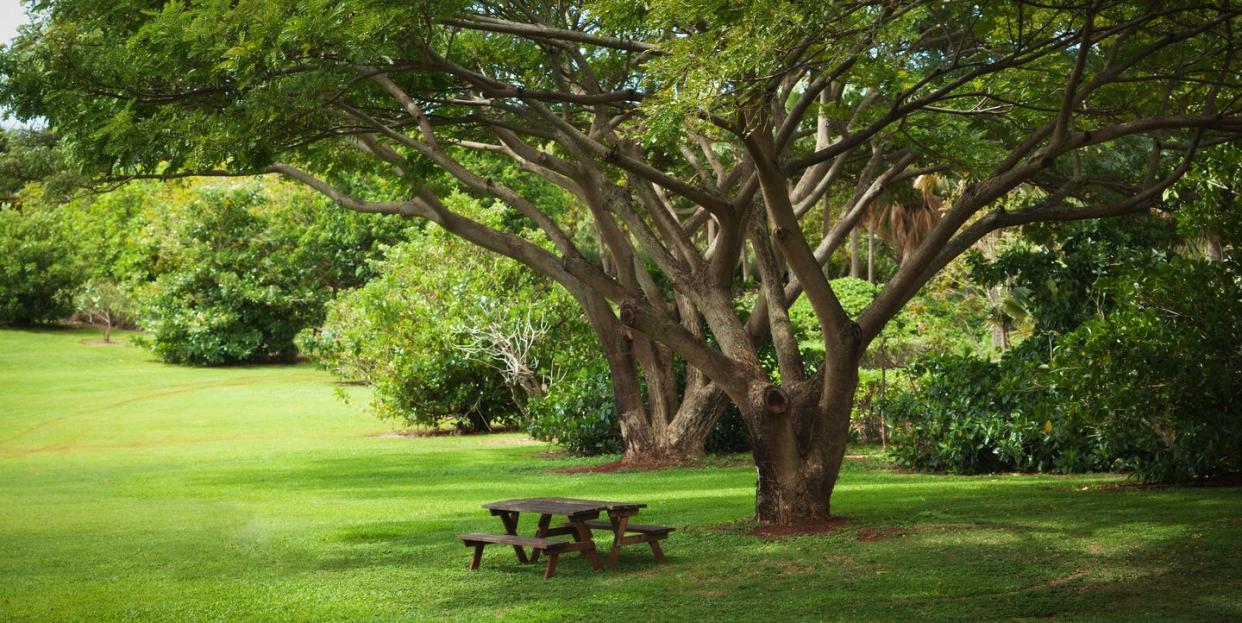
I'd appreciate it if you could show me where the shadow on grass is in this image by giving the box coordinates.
[409,508,1242,621]
[192,445,1241,620]
[0,323,84,334]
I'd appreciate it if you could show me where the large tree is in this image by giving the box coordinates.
[4,0,1239,524]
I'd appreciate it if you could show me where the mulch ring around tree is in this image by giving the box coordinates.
[748,517,850,538]
[549,459,677,474]
[547,454,755,474]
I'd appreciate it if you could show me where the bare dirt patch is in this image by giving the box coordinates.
[473,436,541,447]
[772,560,817,575]
[747,517,850,538]
[550,459,672,474]
[547,453,754,474]
[372,426,522,439]
[373,429,450,438]
[1087,482,1169,492]
[80,338,125,346]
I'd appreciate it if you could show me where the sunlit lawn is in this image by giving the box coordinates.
[1,327,1239,622]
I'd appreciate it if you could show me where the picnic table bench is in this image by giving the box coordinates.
[457,497,673,578]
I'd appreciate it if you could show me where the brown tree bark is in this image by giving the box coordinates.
[577,289,727,463]
[849,229,862,278]
[745,360,859,524]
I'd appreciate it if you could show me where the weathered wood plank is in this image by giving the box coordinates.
[458,532,571,551]
[497,511,529,563]
[581,519,675,535]
[482,497,646,515]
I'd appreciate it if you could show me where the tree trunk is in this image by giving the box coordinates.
[866,231,875,283]
[653,383,729,462]
[746,367,859,525]
[577,290,724,463]
[849,229,861,278]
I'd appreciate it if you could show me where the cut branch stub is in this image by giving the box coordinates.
[763,385,789,415]
[619,300,639,327]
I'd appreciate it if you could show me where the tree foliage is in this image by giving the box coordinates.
[4,0,1240,522]
[137,180,405,365]
[0,205,81,323]
[73,278,136,341]
[889,211,1242,482]
[300,195,591,430]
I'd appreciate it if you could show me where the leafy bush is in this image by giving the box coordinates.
[525,359,623,455]
[299,241,522,431]
[885,350,1070,474]
[1050,257,1242,482]
[0,206,82,323]
[137,186,309,364]
[138,181,403,365]
[300,196,591,432]
[888,216,1242,483]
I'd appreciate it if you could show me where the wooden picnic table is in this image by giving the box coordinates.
[479,497,668,571]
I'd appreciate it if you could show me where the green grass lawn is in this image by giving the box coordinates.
[1,327,1239,622]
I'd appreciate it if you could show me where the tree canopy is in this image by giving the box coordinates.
[4,0,1239,524]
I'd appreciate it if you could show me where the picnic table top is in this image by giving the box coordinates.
[482,497,646,516]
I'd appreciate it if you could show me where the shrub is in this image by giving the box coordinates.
[885,350,1070,474]
[525,359,623,455]
[888,217,1242,482]
[137,185,311,364]
[300,196,590,432]
[1049,257,1242,482]
[0,206,82,323]
[299,243,521,431]
[137,181,404,365]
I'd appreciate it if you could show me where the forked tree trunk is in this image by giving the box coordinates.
[746,366,859,524]
[578,290,726,463]
[656,383,730,460]
[609,348,729,463]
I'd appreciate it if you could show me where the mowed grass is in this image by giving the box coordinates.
[0,328,1239,622]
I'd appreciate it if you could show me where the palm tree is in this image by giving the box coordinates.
[865,174,946,273]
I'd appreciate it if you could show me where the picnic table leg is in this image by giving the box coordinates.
[606,512,630,569]
[569,519,603,570]
[648,538,667,563]
[530,513,552,563]
[543,553,559,579]
[497,511,529,563]
[469,543,485,570]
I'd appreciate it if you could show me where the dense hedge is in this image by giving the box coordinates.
[887,218,1242,483]
[137,182,405,365]
[0,207,81,323]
